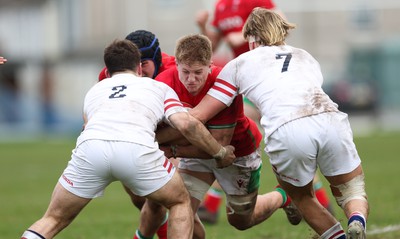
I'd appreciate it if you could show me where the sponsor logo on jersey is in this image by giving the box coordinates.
[218,16,243,31]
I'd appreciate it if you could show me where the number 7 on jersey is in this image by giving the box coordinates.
[276,53,292,72]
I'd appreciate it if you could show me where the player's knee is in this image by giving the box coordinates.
[226,191,257,216]
[331,174,367,210]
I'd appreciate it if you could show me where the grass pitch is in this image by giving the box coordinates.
[1,132,399,238]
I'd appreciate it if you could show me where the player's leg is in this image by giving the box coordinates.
[21,183,91,239]
[119,143,193,239]
[123,184,146,209]
[318,112,368,238]
[21,139,113,239]
[224,175,300,229]
[225,189,284,230]
[278,179,342,237]
[178,169,215,239]
[145,171,194,239]
[313,174,335,215]
[266,115,346,238]
[134,199,168,239]
[326,165,368,239]
[123,184,168,239]
[197,180,223,224]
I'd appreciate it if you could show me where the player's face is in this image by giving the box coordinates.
[177,62,210,96]
[141,59,156,78]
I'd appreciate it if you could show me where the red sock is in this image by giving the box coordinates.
[203,188,223,213]
[156,220,168,239]
[315,186,331,209]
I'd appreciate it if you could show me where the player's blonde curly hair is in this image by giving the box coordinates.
[243,7,296,46]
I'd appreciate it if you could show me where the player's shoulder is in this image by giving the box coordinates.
[160,52,176,72]
[155,66,178,83]
[210,65,223,78]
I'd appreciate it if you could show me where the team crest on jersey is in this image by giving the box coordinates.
[236,176,247,188]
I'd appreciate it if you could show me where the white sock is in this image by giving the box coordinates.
[320,222,346,239]
[21,230,46,239]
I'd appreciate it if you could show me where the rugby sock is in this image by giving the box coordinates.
[133,230,153,239]
[320,222,346,239]
[156,212,168,239]
[203,187,223,213]
[314,181,331,209]
[348,212,366,231]
[21,230,46,239]
[275,185,291,207]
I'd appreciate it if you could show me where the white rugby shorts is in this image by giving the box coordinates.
[178,148,262,195]
[59,139,175,198]
[266,112,361,187]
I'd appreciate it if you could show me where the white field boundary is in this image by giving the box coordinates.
[368,224,400,235]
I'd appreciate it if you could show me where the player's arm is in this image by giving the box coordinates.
[171,126,234,159]
[225,32,247,50]
[168,111,235,168]
[195,10,223,52]
[156,124,186,145]
[190,94,228,124]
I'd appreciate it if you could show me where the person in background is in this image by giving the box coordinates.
[195,0,334,224]
[191,8,369,239]
[20,39,236,239]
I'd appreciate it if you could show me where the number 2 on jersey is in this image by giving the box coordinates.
[276,53,292,72]
[109,85,127,99]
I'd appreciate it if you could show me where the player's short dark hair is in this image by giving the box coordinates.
[104,39,141,76]
[125,30,162,77]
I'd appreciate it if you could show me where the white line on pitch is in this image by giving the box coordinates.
[368,224,400,235]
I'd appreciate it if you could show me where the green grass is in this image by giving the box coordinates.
[1,132,400,238]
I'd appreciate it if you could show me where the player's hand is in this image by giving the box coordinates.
[0,56,7,65]
[215,145,235,169]
[195,10,209,28]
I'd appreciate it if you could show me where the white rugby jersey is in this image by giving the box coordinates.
[77,73,186,147]
[208,45,339,138]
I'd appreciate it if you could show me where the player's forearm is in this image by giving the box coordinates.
[174,144,212,159]
[190,95,227,123]
[156,126,184,145]
[180,117,224,157]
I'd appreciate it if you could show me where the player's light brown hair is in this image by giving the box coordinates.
[243,7,296,46]
[175,34,212,66]
[104,39,141,76]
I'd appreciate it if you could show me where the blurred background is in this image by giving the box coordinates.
[0,0,399,140]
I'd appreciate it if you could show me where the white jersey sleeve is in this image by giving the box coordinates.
[207,63,239,107]
[163,84,188,126]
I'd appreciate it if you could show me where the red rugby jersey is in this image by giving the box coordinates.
[156,65,262,157]
[211,0,275,57]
